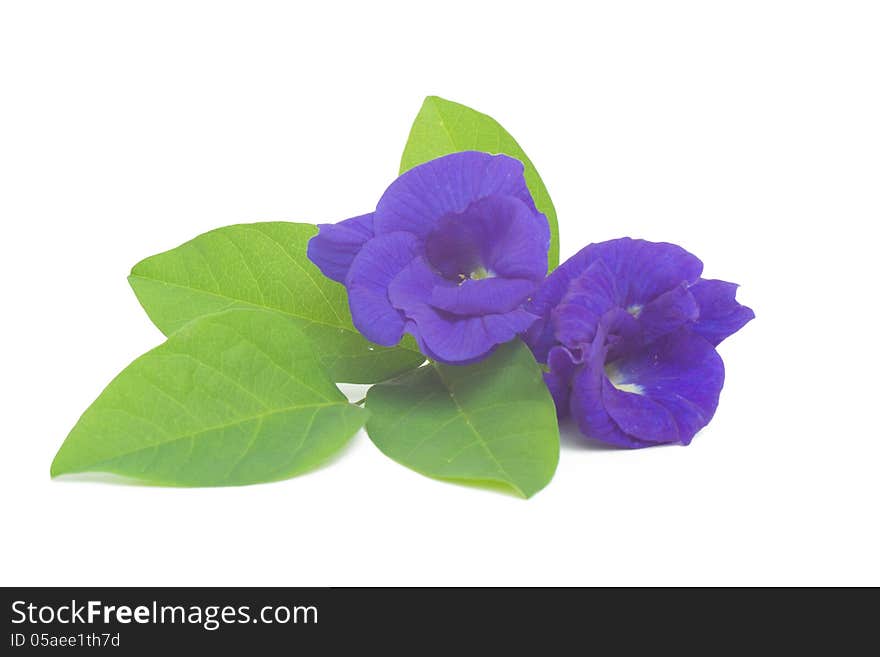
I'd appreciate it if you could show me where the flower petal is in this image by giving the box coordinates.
[605,329,725,445]
[569,329,649,448]
[374,152,537,239]
[525,239,701,361]
[386,256,440,315]
[551,303,600,349]
[546,260,622,350]
[424,194,549,282]
[345,231,421,346]
[689,278,755,346]
[307,213,375,283]
[581,238,704,307]
[530,238,703,316]
[567,323,724,448]
[525,258,607,362]
[601,308,644,362]
[637,283,699,343]
[430,277,537,316]
[413,308,539,364]
[562,259,621,314]
[388,257,540,364]
[601,379,680,444]
[545,345,579,418]
[524,266,578,362]
[475,196,549,280]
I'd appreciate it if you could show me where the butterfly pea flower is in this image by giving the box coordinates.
[308,151,550,364]
[524,238,754,448]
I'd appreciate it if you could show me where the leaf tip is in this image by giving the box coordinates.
[128,253,151,278]
[49,453,67,479]
[50,436,85,480]
[126,272,150,300]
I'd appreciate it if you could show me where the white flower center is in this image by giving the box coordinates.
[605,363,645,395]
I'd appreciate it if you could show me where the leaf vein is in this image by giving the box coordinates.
[81,402,344,470]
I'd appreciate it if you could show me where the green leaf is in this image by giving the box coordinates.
[364,340,559,498]
[400,95,560,270]
[51,308,367,486]
[128,222,424,384]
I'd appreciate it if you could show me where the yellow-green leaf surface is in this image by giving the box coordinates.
[128,222,424,384]
[51,308,367,486]
[365,341,559,498]
[400,95,560,270]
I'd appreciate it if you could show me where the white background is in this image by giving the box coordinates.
[2,1,878,586]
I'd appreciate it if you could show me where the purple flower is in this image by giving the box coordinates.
[308,151,550,364]
[524,238,754,448]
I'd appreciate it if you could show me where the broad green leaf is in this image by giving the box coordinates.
[128,222,424,384]
[365,340,559,498]
[51,308,367,486]
[400,95,560,270]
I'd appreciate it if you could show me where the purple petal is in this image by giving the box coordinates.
[430,277,537,316]
[523,324,555,364]
[525,239,704,363]
[526,257,578,322]
[546,260,621,350]
[637,283,699,343]
[345,232,421,346]
[580,238,704,307]
[478,310,542,350]
[551,303,600,349]
[566,322,725,448]
[386,256,440,315]
[562,259,621,315]
[690,279,755,346]
[307,213,375,283]
[605,329,725,445]
[374,152,537,239]
[523,251,600,363]
[424,194,548,282]
[601,308,644,362]
[601,380,680,444]
[474,196,549,280]
[404,319,497,366]
[569,327,649,448]
[524,261,587,362]
[552,305,642,364]
[524,253,619,363]
[545,346,579,418]
[388,257,540,364]
[530,238,703,318]
[411,308,539,364]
